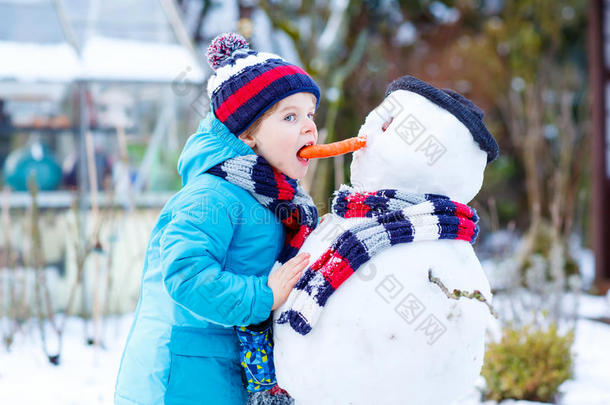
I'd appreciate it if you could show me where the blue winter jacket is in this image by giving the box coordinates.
[114,112,284,405]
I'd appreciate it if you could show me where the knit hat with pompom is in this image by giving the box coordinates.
[206,32,320,136]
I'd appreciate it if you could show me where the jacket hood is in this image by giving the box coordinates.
[177,112,255,186]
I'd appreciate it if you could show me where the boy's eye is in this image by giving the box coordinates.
[284,114,296,122]
[308,112,315,120]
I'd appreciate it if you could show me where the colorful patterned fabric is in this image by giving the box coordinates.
[206,153,318,393]
[206,33,320,136]
[236,316,276,392]
[276,185,480,335]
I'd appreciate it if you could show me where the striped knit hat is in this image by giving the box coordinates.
[206,33,321,136]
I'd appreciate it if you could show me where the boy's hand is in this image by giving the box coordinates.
[268,252,310,311]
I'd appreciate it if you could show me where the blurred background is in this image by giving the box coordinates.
[0,0,609,404]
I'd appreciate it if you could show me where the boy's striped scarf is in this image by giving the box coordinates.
[207,154,318,394]
[276,185,479,335]
[207,154,318,264]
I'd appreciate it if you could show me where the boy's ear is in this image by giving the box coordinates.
[238,132,256,149]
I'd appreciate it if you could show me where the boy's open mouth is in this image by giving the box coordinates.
[297,142,313,163]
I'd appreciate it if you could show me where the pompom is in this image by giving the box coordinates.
[206,32,250,71]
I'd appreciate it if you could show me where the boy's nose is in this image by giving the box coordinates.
[301,119,316,135]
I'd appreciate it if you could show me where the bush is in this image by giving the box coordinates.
[482,322,574,403]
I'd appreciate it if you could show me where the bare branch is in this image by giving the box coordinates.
[428,269,499,319]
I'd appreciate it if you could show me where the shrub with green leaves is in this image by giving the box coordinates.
[482,323,574,403]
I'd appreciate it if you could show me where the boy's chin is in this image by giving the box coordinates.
[284,167,307,181]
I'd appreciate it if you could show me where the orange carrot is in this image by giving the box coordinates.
[298,136,367,159]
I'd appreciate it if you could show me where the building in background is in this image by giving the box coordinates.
[0,0,206,206]
[0,0,208,317]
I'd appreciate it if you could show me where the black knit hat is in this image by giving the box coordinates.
[386,76,499,163]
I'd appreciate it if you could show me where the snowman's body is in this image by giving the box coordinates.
[273,215,490,404]
[272,78,498,405]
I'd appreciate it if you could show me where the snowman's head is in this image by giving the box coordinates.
[350,76,498,204]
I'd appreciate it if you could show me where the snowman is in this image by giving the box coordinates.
[272,76,499,405]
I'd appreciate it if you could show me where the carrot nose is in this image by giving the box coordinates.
[297,136,367,159]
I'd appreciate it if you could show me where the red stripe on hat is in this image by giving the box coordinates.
[215,65,309,122]
[273,171,296,201]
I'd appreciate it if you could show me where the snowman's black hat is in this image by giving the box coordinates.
[386,75,499,163]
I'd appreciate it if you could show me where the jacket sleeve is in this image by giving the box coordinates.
[159,189,274,327]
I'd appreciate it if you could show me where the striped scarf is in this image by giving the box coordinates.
[207,154,318,394]
[276,185,479,335]
[207,154,318,264]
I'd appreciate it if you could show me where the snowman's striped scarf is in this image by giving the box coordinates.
[207,154,318,264]
[276,185,479,335]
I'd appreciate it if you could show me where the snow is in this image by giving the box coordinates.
[0,41,81,83]
[0,315,133,405]
[0,298,609,404]
[0,37,205,84]
[80,36,205,83]
[577,293,610,319]
[560,319,610,404]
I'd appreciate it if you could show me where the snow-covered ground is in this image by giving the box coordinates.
[1,295,609,405]
[0,315,133,405]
